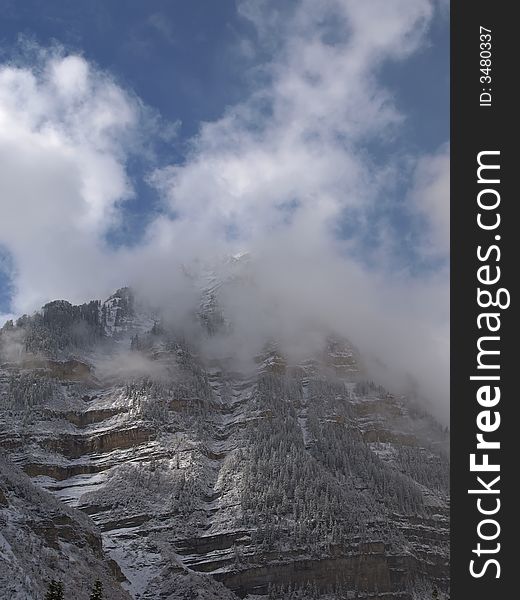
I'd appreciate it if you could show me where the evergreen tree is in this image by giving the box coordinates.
[44,580,64,600]
[90,580,103,600]
[130,334,140,351]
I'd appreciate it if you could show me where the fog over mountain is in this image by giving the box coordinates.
[0,0,449,421]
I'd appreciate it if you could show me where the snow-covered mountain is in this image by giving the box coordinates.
[0,278,449,600]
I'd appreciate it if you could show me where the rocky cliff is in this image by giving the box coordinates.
[0,284,449,600]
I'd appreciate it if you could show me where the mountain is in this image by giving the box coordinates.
[0,278,449,600]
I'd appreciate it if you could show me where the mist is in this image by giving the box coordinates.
[124,231,449,424]
[91,349,176,386]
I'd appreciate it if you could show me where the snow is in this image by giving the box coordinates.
[0,283,450,599]
[44,471,109,505]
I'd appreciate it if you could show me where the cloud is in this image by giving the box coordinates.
[150,0,439,252]
[0,48,146,311]
[93,349,176,384]
[0,1,449,421]
[137,0,450,420]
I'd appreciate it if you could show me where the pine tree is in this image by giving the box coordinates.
[130,334,139,351]
[44,580,64,600]
[90,580,103,599]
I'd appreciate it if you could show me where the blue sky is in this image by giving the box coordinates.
[0,1,448,144]
[0,0,449,316]
[1,1,268,150]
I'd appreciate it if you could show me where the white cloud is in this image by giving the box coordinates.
[150,0,439,249]
[0,49,141,311]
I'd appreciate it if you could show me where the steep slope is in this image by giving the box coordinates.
[0,285,449,600]
[0,456,130,600]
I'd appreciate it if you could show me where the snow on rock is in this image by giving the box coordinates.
[0,284,450,599]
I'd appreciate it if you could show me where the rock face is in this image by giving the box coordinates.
[0,285,449,600]
[0,457,131,600]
